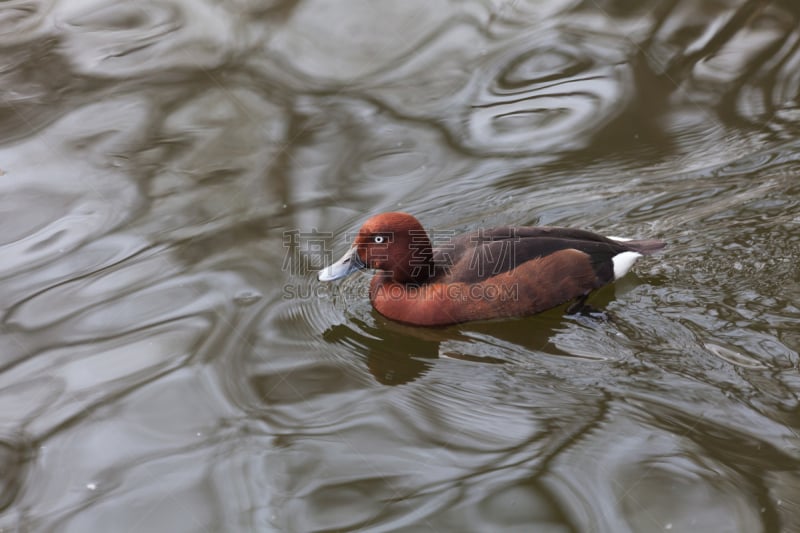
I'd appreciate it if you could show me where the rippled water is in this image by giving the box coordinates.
[2,0,800,531]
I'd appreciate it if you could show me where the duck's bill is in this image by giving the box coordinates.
[318,247,364,281]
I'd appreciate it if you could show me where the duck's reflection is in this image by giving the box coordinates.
[323,318,442,385]
[323,307,576,385]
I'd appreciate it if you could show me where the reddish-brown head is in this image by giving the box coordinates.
[318,212,433,284]
[354,212,435,283]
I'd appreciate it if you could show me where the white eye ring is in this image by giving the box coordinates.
[374,235,385,244]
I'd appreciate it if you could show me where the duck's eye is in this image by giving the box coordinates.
[373,235,385,244]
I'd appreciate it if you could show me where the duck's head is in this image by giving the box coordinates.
[318,212,433,284]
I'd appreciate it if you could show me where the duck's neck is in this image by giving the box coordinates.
[395,241,434,284]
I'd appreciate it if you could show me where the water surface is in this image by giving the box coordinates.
[1,0,800,531]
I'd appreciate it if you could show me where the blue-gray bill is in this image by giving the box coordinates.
[318,247,363,281]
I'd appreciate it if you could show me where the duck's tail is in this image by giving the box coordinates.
[611,238,667,255]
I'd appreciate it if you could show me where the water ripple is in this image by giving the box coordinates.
[0,1,51,43]
[454,30,632,156]
[0,192,129,280]
[0,317,207,439]
[57,0,239,77]
[0,39,73,142]
[0,434,29,513]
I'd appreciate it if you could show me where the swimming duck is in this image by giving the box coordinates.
[318,212,665,326]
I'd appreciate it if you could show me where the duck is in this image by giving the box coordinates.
[318,212,665,326]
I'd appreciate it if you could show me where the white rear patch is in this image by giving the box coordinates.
[607,236,632,242]
[612,251,642,280]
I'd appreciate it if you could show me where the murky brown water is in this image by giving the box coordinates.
[2,0,800,531]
